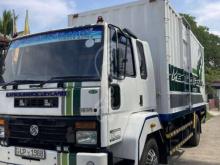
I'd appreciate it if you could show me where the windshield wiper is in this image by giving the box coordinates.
[1,80,43,89]
[32,76,99,88]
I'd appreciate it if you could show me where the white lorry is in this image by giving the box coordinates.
[0,0,206,165]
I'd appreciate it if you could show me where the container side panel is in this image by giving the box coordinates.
[190,32,206,106]
[165,3,192,116]
[164,2,205,121]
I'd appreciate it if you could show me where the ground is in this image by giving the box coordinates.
[169,110,220,165]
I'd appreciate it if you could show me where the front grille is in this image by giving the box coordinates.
[14,97,59,108]
[8,118,75,149]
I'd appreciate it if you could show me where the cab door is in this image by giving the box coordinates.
[135,40,156,111]
[107,25,138,145]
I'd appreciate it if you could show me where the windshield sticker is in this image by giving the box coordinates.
[85,39,95,48]
[10,27,103,50]
[94,38,101,43]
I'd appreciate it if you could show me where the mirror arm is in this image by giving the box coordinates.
[108,74,113,83]
[115,29,120,78]
[123,41,128,77]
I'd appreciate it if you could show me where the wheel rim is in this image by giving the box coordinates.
[145,149,159,165]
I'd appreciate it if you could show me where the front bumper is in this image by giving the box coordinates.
[0,146,109,165]
[4,116,100,150]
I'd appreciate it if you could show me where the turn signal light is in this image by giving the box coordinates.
[75,121,96,129]
[0,119,5,126]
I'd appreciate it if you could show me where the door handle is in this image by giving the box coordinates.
[139,95,143,106]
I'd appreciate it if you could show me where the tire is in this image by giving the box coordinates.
[188,115,201,146]
[140,138,159,165]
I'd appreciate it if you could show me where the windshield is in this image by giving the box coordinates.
[1,26,104,84]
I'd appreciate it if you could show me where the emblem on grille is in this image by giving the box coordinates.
[30,125,39,136]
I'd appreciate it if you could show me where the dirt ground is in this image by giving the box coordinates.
[169,114,220,165]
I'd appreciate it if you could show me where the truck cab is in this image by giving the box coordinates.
[0,22,163,165]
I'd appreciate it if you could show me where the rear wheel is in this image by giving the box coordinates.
[140,138,159,165]
[188,115,201,146]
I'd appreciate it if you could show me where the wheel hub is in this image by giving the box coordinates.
[145,149,159,165]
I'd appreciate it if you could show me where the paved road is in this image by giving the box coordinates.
[169,115,220,165]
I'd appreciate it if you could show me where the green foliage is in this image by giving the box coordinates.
[0,10,13,36]
[181,14,220,95]
[0,10,14,80]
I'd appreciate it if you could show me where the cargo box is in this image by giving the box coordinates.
[68,0,205,121]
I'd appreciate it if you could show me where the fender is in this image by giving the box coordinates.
[110,111,162,164]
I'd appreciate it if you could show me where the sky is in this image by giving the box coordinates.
[0,0,219,36]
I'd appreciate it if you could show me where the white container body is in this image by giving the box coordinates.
[68,0,205,118]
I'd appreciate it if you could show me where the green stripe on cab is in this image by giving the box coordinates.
[62,153,68,165]
[65,82,81,116]
[66,82,73,116]
[73,82,81,115]
[58,153,76,165]
[69,153,77,165]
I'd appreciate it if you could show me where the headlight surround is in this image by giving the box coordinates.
[76,131,97,145]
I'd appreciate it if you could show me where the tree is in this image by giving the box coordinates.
[0,10,14,81]
[0,10,14,36]
[181,14,220,95]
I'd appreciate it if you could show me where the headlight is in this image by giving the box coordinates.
[76,131,97,145]
[0,119,5,139]
[0,126,5,138]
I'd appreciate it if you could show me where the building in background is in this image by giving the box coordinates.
[212,81,220,99]
[209,81,220,110]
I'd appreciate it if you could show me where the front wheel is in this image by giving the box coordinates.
[140,138,159,165]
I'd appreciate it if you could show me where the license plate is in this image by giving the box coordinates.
[15,147,46,160]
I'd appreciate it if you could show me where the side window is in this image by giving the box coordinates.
[118,33,135,77]
[125,39,135,77]
[109,26,136,78]
[136,41,147,79]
